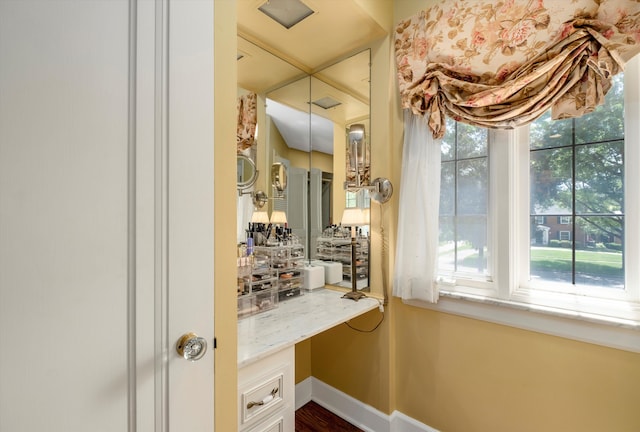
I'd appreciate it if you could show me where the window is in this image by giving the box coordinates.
[438,119,489,280]
[529,73,625,292]
[558,230,571,241]
[345,189,369,209]
[436,58,640,328]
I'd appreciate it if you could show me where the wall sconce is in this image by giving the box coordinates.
[343,124,393,204]
[341,207,368,301]
[345,124,367,189]
[252,190,268,209]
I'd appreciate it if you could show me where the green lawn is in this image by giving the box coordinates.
[530,247,623,277]
[460,247,623,277]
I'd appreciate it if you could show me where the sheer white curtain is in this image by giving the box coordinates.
[393,111,442,303]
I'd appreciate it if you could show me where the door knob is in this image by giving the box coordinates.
[176,332,207,361]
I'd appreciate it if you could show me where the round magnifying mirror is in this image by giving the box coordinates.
[271,162,287,194]
[237,155,258,191]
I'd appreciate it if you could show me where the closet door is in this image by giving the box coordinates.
[0,1,215,431]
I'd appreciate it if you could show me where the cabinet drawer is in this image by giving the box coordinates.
[246,415,283,432]
[241,373,284,425]
[239,346,294,431]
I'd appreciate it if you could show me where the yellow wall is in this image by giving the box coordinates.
[308,2,640,432]
[229,2,640,431]
[214,1,238,431]
[394,300,640,432]
[310,150,332,173]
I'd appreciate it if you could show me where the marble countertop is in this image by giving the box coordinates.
[237,288,379,367]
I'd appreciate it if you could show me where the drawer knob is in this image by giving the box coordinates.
[246,387,279,409]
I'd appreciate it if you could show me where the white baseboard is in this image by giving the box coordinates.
[294,377,312,410]
[390,410,440,432]
[296,377,438,432]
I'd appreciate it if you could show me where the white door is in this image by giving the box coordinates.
[0,1,215,431]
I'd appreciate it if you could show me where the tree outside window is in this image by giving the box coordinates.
[529,74,624,290]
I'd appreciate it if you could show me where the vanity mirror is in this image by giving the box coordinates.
[237,34,371,289]
[237,154,259,192]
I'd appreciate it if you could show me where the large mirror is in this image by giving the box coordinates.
[237,34,371,290]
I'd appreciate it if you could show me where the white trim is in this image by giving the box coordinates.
[294,377,312,410]
[405,293,640,353]
[296,377,439,432]
[390,411,440,432]
[624,55,640,300]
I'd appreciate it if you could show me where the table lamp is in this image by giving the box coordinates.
[341,207,367,301]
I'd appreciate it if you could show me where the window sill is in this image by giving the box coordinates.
[403,290,640,353]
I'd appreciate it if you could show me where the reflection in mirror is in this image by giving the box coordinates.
[237,33,371,292]
[310,49,371,291]
[346,123,369,188]
[236,35,307,245]
[271,161,288,198]
[237,154,259,192]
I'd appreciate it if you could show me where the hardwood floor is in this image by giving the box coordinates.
[295,401,363,432]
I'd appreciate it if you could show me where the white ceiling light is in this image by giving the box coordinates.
[258,0,314,29]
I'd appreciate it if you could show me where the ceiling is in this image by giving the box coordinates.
[237,0,385,155]
[237,0,385,72]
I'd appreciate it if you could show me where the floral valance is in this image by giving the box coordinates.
[395,0,640,138]
[237,92,257,153]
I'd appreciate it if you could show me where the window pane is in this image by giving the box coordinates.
[529,111,573,150]
[575,141,624,214]
[441,118,456,161]
[575,74,624,144]
[530,147,572,215]
[456,214,488,274]
[438,121,489,278]
[575,216,624,289]
[439,216,455,274]
[529,217,573,284]
[457,123,488,159]
[457,158,487,215]
[528,70,625,292]
[440,161,455,216]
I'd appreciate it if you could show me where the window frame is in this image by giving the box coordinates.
[558,216,571,225]
[429,57,640,350]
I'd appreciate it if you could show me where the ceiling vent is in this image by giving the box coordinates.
[258,0,314,29]
[312,96,341,110]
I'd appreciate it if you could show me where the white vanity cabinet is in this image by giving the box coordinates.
[238,346,295,432]
[237,288,380,431]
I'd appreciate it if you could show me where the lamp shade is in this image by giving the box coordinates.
[270,210,287,224]
[362,208,370,225]
[250,210,270,224]
[341,208,366,226]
